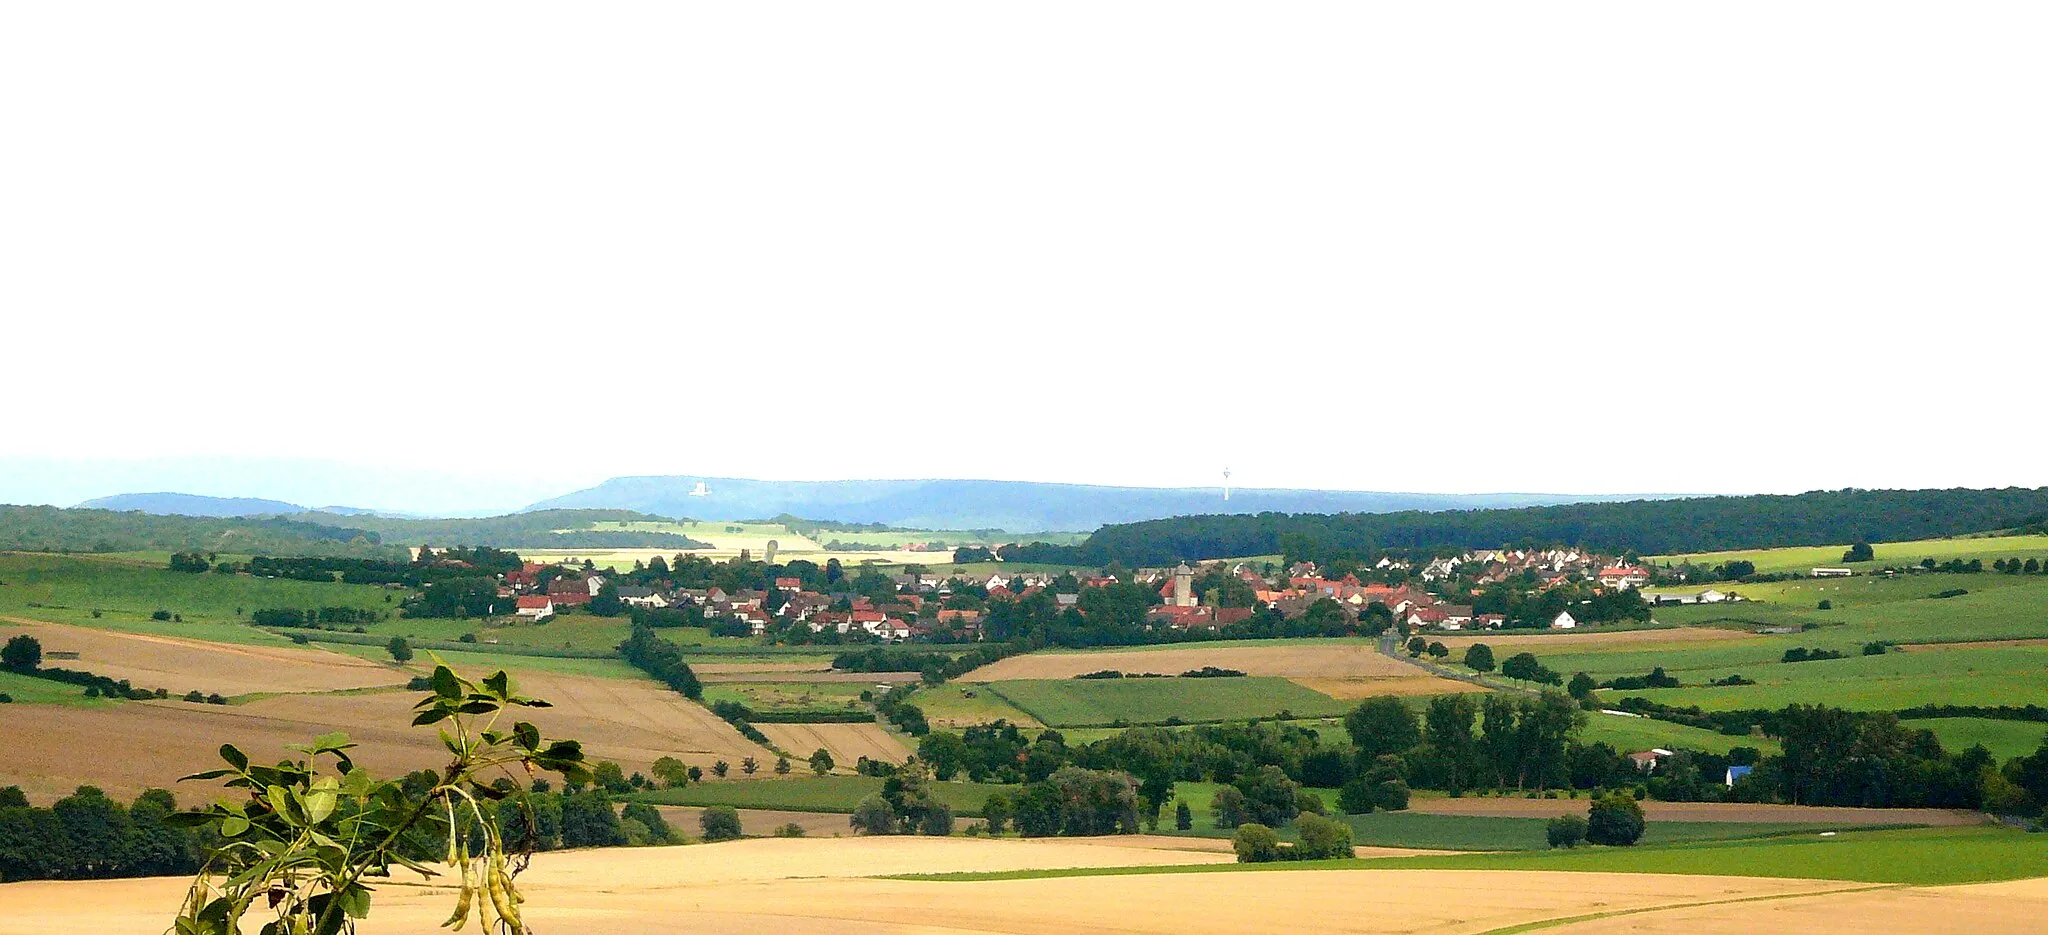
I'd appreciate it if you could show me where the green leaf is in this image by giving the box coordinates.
[220,815,250,837]
[219,744,248,770]
[179,768,237,782]
[514,721,540,751]
[431,665,460,699]
[305,788,337,823]
[265,785,295,821]
[412,708,452,726]
[483,670,510,698]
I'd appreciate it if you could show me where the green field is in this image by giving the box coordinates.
[985,677,1351,728]
[1903,717,2048,760]
[1606,644,2048,712]
[0,552,400,645]
[631,775,1007,815]
[1578,712,1780,755]
[915,682,1044,727]
[345,615,634,653]
[912,826,2040,886]
[1371,825,2041,885]
[0,668,115,706]
[1653,534,2048,576]
[700,680,871,715]
[319,642,652,680]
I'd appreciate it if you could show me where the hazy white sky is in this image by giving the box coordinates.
[3,4,2043,510]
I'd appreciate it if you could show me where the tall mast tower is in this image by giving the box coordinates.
[1223,467,1232,501]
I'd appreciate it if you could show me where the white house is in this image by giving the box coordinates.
[1811,568,1853,578]
[1550,610,1578,630]
[514,595,555,618]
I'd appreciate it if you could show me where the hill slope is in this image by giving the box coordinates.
[524,476,1648,532]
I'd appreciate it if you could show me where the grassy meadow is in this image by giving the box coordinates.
[0,552,399,644]
[984,676,1352,728]
[1652,534,2048,576]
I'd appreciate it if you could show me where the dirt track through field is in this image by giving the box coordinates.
[1405,797,1989,826]
[756,722,912,767]
[0,619,407,696]
[0,839,1894,935]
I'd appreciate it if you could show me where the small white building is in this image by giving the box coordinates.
[1811,568,1853,578]
[1550,610,1578,630]
[514,596,555,618]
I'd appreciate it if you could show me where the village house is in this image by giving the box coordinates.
[514,595,555,618]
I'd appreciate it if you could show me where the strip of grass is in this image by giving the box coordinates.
[1578,712,1780,755]
[1903,717,2048,761]
[897,826,2040,886]
[631,775,1009,815]
[0,668,115,706]
[986,676,1351,728]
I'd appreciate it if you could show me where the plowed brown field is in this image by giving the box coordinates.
[0,670,773,803]
[0,620,406,696]
[756,722,912,767]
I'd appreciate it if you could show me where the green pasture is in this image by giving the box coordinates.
[1578,712,1779,755]
[1903,717,2048,760]
[0,668,114,706]
[1612,653,2048,713]
[0,552,400,644]
[915,682,1044,727]
[1371,825,2041,885]
[1653,534,2048,576]
[700,680,871,715]
[907,826,2031,887]
[347,615,634,653]
[984,677,1351,728]
[315,642,651,681]
[631,775,1007,815]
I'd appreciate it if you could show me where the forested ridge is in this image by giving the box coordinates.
[1053,487,2048,565]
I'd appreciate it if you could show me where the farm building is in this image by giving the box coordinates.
[514,595,555,618]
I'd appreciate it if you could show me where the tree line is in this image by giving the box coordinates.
[1005,487,2048,566]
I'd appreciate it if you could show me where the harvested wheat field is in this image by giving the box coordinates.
[0,670,773,803]
[967,643,1421,680]
[756,722,912,767]
[1406,797,1988,826]
[0,838,1885,935]
[0,620,407,696]
[690,661,834,675]
[1432,627,1757,652]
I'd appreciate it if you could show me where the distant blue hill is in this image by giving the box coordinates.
[76,492,310,517]
[523,476,1658,532]
[74,492,399,518]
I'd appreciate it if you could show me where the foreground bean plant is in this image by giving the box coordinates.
[167,663,592,935]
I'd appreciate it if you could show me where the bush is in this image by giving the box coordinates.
[2,634,41,672]
[1175,800,1193,830]
[1293,813,1354,859]
[151,610,173,621]
[699,805,743,842]
[1462,644,1495,672]
[851,795,896,835]
[1585,794,1645,846]
[774,822,806,838]
[1546,814,1587,849]
[1231,823,1281,863]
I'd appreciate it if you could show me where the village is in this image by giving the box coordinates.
[485,546,1705,643]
